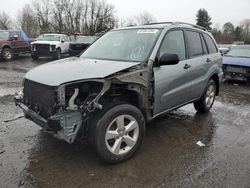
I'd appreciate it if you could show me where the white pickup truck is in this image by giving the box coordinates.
[31,34,70,60]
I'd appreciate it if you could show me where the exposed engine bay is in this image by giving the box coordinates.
[15,64,153,144]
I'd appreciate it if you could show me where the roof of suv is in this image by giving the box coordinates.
[0,30,22,32]
[117,22,208,32]
[41,33,68,36]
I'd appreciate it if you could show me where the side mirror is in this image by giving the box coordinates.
[61,39,65,43]
[157,53,179,66]
[13,35,18,40]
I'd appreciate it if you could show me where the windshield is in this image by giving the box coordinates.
[0,31,10,40]
[225,48,250,58]
[76,36,96,43]
[37,34,60,41]
[81,29,161,62]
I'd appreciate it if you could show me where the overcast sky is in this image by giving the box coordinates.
[1,0,250,29]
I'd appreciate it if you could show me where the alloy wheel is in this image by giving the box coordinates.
[105,114,139,155]
[205,84,215,108]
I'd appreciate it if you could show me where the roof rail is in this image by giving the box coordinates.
[143,22,174,26]
[173,22,207,31]
[143,21,207,31]
[40,31,70,35]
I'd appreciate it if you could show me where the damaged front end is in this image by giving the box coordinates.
[15,63,153,144]
[15,79,111,143]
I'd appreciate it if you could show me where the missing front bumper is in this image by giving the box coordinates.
[15,95,82,144]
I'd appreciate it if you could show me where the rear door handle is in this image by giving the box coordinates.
[206,58,211,63]
[184,64,191,70]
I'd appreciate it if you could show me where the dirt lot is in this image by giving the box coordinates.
[0,56,250,188]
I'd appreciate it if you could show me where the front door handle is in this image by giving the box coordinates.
[184,64,191,70]
[206,58,211,63]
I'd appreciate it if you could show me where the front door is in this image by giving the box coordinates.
[153,30,192,116]
[10,32,27,54]
[61,36,70,53]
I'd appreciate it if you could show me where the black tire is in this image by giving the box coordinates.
[2,48,13,61]
[31,53,39,60]
[92,103,146,163]
[194,79,216,113]
[54,49,61,60]
[69,50,73,57]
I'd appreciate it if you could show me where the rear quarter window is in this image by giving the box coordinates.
[203,34,218,54]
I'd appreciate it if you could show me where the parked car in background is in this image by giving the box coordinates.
[0,30,32,61]
[31,34,70,60]
[15,22,223,163]
[69,36,96,56]
[223,46,250,82]
[219,47,230,55]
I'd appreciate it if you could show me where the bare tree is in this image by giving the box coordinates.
[17,4,39,37]
[14,0,116,35]
[33,0,53,33]
[135,11,156,25]
[64,0,85,33]
[0,11,12,30]
[240,19,250,41]
[83,0,116,35]
[52,0,66,33]
[121,11,157,26]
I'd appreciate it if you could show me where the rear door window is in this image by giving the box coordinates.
[186,31,203,58]
[203,34,218,54]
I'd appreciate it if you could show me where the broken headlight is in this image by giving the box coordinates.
[51,45,56,51]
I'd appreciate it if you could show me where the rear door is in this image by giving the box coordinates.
[184,30,209,99]
[9,32,19,53]
[153,29,192,115]
[203,33,221,70]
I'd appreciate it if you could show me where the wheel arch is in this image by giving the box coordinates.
[2,45,12,50]
[209,74,219,96]
[56,46,61,51]
[102,87,147,117]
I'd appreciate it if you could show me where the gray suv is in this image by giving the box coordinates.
[15,22,223,163]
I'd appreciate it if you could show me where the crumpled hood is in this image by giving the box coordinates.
[25,57,140,86]
[223,56,250,67]
[31,40,61,45]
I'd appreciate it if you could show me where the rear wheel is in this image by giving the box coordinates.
[194,79,216,113]
[2,48,13,61]
[92,103,145,163]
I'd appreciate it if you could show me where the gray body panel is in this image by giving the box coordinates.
[190,53,222,99]
[151,26,223,117]
[153,59,192,115]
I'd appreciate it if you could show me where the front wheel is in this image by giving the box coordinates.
[194,79,216,113]
[92,103,145,163]
[2,48,13,61]
[31,53,39,60]
[54,49,61,60]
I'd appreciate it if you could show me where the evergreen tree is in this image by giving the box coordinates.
[196,9,212,30]
[223,22,234,35]
[234,26,242,41]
